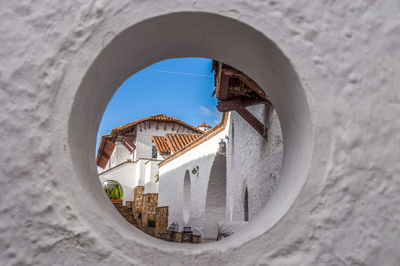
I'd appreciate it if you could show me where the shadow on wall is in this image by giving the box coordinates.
[204,150,227,240]
[183,170,191,224]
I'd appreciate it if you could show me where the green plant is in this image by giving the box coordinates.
[103,182,123,200]
[147,219,156,228]
[155,172,159,183]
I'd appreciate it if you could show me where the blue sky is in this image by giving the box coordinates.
[96,57,221,153]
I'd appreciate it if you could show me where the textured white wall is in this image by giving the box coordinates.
[99,163,137,205]
[226,104,283,223]
[144,160,160,194]
[2,2,399,265]
[159,153,217,235]
[108,142,132,168]
[204,151,227,240]
[158,121,230,235]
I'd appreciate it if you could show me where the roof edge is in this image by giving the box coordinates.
[159,112,228,167]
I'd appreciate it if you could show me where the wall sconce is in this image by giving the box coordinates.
[219,139,226,149]
[192,166,199,177]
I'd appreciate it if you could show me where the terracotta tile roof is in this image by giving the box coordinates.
[152,136,170,154]
[198,122,212,128]
[96,114,204,168]
[159,112,229,167]
[111,114,203,135]
[152,133,202,154]
[166,133,202,153]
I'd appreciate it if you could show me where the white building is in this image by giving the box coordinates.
[96,62,284,241]
[96,114,205,204]
[158,104,282,240]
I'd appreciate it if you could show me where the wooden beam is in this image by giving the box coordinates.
[124,137,136,150]
[98,156,109,169]
[102,151,110,160]
[121,141,133,153]
[164,122,167,130]
[222,68,268,102]
[103,140,115,156]
[217,98,265,112]
[218,73,230,100]
[235,106,268,139]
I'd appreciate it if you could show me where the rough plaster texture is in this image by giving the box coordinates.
[1,1,400,265]
[159,151,225,236]
[204,151,227,240]
[159,105,281,240]
[226,104,282,222]
[144,160,160,194]
[158,115,230,237]
[108,142,132,169]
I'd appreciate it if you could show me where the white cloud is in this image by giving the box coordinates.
[199,105,223,125]
[199,105,214,116]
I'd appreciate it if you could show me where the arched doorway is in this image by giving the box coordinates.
[183,170,191,224]
[204,152,227,240]
[102,180,123,201]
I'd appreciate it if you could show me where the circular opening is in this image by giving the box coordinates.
[69,12,312,252]
[95,57,283,243]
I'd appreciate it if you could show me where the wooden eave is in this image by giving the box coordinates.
[213,61,270,139]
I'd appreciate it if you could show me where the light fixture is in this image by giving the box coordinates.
[218,139,226,149]
[192,166,199,176]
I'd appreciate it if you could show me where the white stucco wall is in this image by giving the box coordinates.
[99,163,137,205]
[226,104,283,223]
[3,3,400,265]
[158,115,231,235]
[107,141,132,169]
[159,105,282,240]
[144,159,160,194]
[135,159,147,187]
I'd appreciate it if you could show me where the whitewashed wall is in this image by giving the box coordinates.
[158,115,231,236]
[4,4,400,265]
[99,163,137,205]
[226,104,283,223]
[106,142,132,169]
[144,160,161,194]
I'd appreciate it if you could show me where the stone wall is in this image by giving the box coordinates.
[112,201,136,226]
[140,193,158,227]
[155,206,168,238]
[133,186,144,217]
